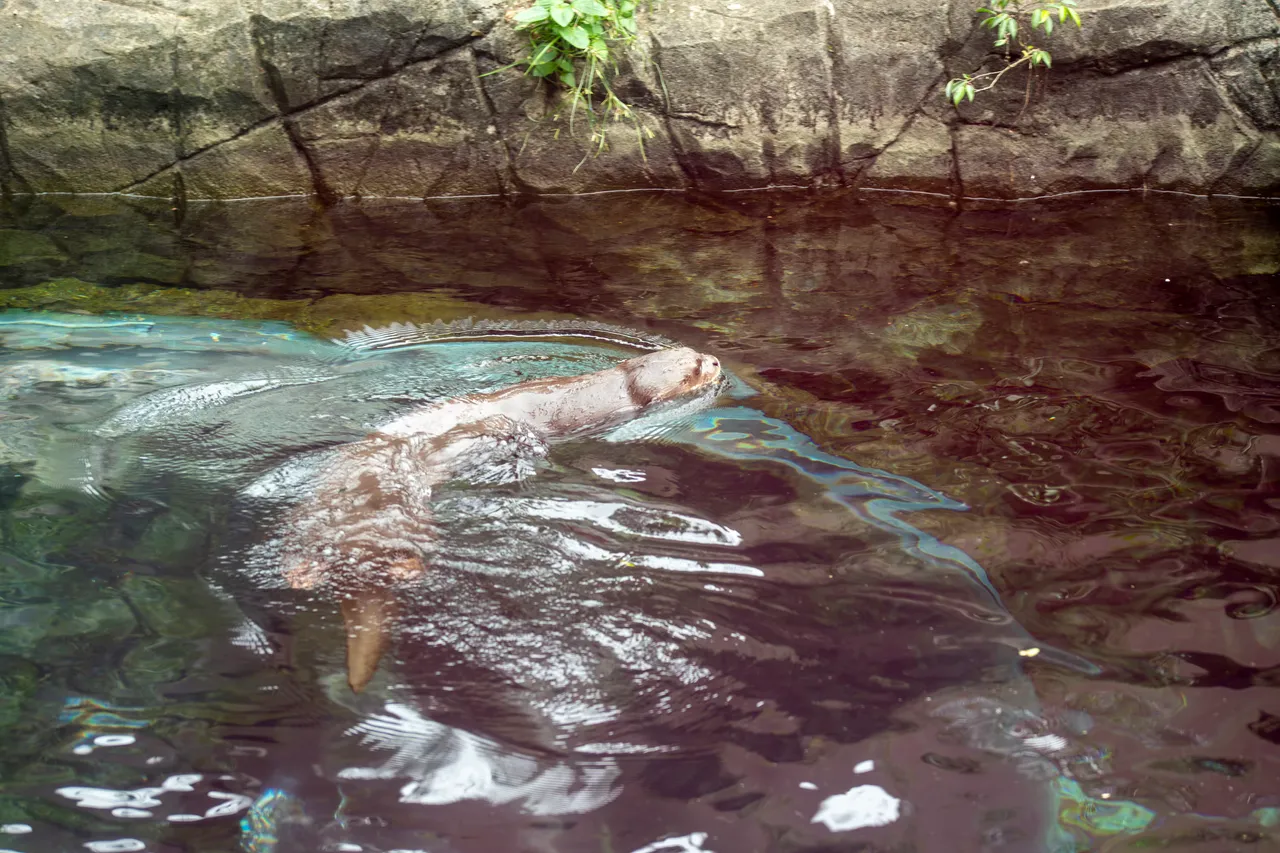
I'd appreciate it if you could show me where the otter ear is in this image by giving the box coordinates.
[685,359,706,388]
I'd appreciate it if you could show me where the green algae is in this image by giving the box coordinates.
[0,593,136,659]
[0,277,531,339]
[121,636,206,686]
[877,297,984,356]
[0,277,297,323]
[297,291,484,335]
[2,493,107,566]
[0,230,66,267]
[0,655,40,730]
[121,575,228,640]
[122,510,210,570]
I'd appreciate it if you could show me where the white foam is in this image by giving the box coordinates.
[812,785,901,832]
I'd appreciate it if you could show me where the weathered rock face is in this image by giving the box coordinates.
[0,0,1276,199]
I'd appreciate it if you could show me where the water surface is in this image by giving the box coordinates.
[0,190,1278,853]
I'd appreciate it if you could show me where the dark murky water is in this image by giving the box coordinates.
[0,190,1278,853]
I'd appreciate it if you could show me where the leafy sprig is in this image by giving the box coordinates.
[494,0,646,159]
[946,0,1082,107]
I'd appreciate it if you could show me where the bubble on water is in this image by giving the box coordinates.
[162,774,202,792]
[812,785,901,832]
[629,832,711,853]
[56,787,164,810]
[206,792,254,818]
[110,809,152,819]
[84,840,146,853]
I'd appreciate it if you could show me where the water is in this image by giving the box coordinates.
[0,190,1278,852]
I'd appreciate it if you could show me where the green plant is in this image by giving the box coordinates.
[946,0,1083,106]
[496,0,648,158]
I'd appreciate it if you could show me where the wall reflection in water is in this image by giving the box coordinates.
[1,187,1276,852]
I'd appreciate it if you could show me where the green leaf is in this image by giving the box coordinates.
[531,64,555,77]
[949,78,974,107]
[1068,7,1082,26]
[618,15,637,33]
[557,24,590,49]
[550,3,575,26]
[620,0,636,12]
[557,56,575,71]
[559,69,576,87]
[514,5,550,24]
[527,41,559,67]
[572,0,609,16]
[589,37,609,60]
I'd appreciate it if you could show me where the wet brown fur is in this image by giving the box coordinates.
[279,347,721,692]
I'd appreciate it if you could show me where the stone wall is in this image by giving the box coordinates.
[1,0,1276,200]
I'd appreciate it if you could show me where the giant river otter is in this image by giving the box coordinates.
[279,346,723,691]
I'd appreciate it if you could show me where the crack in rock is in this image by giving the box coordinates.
[114,13,497,195]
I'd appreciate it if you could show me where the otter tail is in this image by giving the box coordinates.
[341,587,399,693]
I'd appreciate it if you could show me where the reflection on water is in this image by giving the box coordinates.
[0,190,1277,853]
[679,407,1005,602]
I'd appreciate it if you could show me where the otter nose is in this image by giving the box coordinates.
[702,355,720,376]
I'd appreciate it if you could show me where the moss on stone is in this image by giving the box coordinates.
[120,575,229,640]
[0,278,502,339]
[0,230,66,266]
[293,291,494,337]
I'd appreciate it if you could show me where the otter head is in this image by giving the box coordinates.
[620,347,722,407]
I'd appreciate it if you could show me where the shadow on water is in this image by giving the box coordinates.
[0,190,1277,852]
